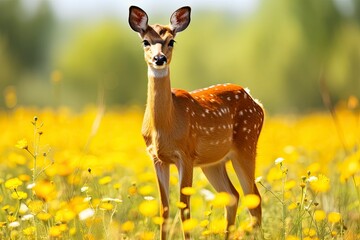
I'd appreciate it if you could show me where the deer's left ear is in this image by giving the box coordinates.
[170,6,191,34]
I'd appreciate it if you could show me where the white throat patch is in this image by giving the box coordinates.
[148,66,169,78]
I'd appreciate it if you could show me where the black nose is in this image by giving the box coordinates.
[154,55,167,66]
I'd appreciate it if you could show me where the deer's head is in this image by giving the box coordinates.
[129,6,191,70]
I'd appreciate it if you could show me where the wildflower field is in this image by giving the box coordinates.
[0,102,359,240]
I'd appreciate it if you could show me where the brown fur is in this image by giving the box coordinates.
[129,6,264,239]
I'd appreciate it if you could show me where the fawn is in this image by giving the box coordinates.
[129,6,264,239]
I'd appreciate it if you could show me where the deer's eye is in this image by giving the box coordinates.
[143,40,150,47]
[168,39,176,47]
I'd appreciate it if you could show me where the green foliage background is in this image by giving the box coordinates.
[1,0,360,113]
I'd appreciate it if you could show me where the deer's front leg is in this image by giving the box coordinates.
[154,160,170,240]
[176,160,194,240]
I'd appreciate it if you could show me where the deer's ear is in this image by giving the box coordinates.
[170,6,191,34]
[129,6,149,34]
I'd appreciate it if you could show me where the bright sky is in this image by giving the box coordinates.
[47,0,261,21]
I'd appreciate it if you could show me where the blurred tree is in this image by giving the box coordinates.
[55,22,146,107]
[2,0,356,112]
[0,0,54,107]
[0,0,54,70]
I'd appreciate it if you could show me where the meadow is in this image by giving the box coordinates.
[0,101,359,240]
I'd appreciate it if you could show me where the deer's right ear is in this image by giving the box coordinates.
[129,6,148,34]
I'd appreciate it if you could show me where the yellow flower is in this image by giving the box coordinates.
[181,187,196,196]
[285,180,297,190]
[176,201,187,209]
[310,174,330,193]
[182,218,198,232]
[34,180,56,201]
[211,192,236,207]
[18,174,31,182]
[139,200,158,217]
[128,185,137,196]
[303,227,316,237]
[314,210,326,221]
[201,230,211,236]
[138,185,155,195]
[5,178,23,190]
[328,212,341,223]
[23,226,36,236]
[98,176,112,185]
[49,226,62,237]
[288,202,298,210]
[28,200,43,214]
[99,202,113,211]
[37,212,52,221]
[55,209,76,222]
[11,191,28,200]
[242,194,260,209]
[152,216,164,225]
[121,221,135,232]
[200,219,209,227]
[15,138,28,150]
[70,227,76,236]
[266,167,283,182]
[139,231,155,240]
[340,150,360,182]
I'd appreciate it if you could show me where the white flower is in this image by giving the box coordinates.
[81,186,89,192]
[101,197,123,203]
[79,208,95,221]
[27,183,36,189]
[255,176,263,183]
[84,196,92,202]
[200,189,215,201]
[9,221,20,228]
[306,176,318,183]
[144,196,155,201]
[19,203,29,214]
[275,157,284,165]
[21,214,34,221]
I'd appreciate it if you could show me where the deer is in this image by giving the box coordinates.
[128,6,264,240]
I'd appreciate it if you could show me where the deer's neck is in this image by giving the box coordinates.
[145,66,174,130]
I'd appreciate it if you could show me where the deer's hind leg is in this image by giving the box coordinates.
[230,145,262,225]
[201,162,239,237]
